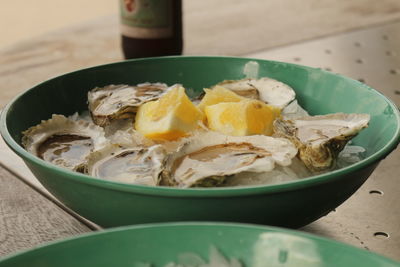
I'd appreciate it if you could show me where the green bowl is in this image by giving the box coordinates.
[1,56,399,228]
[0,222,398,266]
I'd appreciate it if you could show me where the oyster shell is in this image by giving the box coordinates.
[273,113,370,172]
[86,144,166,186]
[216,77,296,108]
[162,131,298,188]
[88,83,170,126]
[22,114,107,172]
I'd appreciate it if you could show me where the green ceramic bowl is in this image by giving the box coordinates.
[1,56,399,228]
[0,223,398,266]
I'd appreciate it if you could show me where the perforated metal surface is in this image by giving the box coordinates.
[248,21,400,261]
[248,21,400,108]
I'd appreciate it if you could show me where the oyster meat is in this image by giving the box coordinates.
[22,114,107,172]
[162,131,298,188]
[224,157,312,187]
[216,77,296,108]
[88,83,170,126]
[86,144,166,186]
[273,113,370,172]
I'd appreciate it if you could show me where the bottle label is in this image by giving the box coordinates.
[120,0,173,39]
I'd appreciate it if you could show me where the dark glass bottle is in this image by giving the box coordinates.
[119,0,183,59]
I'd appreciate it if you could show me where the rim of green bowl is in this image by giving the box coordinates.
[0,222,398,264]
[1,56,400,198]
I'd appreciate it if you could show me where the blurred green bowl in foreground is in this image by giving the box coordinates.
[1,56,399,228]
[0,222,398,266]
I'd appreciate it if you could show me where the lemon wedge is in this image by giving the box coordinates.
[205,99,280,136]
[197,86,244,111]
[135,86,204,141]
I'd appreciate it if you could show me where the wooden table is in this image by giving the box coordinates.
[1,0,400,261]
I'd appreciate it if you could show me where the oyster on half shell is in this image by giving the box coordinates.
[86,144,166,186]
[88,83,170,126]
[273,113,370,172]
[161,131,298,188]
[215,77,296,108]
[22,114,107,172]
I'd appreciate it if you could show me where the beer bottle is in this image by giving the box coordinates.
[119,0,183,59]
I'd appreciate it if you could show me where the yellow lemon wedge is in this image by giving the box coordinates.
[197,86,244,111]
[205,99,281,136]
[135,86,204,141]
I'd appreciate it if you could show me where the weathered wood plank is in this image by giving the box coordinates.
[2,0,400,108]
[0,166,91,258]
[0,136,42,191]
[0,131,102,232]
